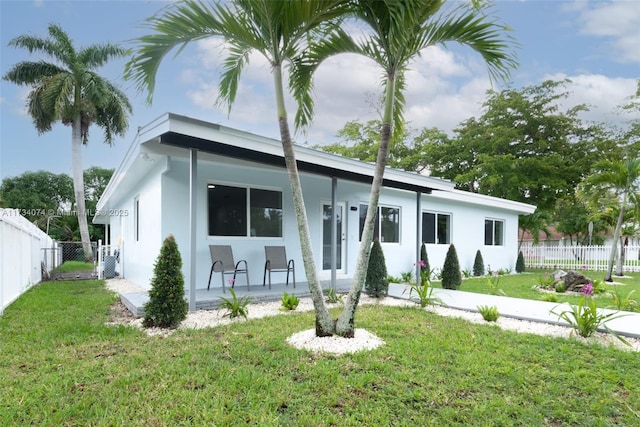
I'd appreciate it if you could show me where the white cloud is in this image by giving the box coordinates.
[544,72,638,128]
[570,0,640,63]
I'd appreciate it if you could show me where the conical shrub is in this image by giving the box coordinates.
[473,250,484,276]
[365,238,388,298]
[143,234,187,328]
[516,250,525,273]
[442,244,462,290]
[420,242,430,284]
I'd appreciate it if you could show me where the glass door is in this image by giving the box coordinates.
[322,202,345,273]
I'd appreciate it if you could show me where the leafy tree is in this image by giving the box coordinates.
[3,24,131,260]
[421,80,621,213]
[473,250,484,276]
[442,244,462,289]
[581,158,640,280]
[0,171,73,228]
[365,238,388,298]
[295,0,516,337]
[143,235,188,328]
[319,120,449,173]
[518,210,551,251]
[125,0,349,335]
[515,250,525,273]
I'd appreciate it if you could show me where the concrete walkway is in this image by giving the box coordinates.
[388,284,640,339]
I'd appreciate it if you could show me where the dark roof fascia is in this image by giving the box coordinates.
[159,131,432,194]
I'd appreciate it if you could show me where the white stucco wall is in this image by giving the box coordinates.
[119,154,526,290]
[108,160,165,288]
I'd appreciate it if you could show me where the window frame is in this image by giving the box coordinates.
[207,183,283,238]
[422,211,451,245]
[359,203,401,243]
[484,218,504,246]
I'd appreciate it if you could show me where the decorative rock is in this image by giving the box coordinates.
[563,270,592,292]
[552,270,567,281]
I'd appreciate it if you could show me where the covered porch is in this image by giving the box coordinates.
[120,278,354,317]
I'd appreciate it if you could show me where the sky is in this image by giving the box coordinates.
[1,0,639,182]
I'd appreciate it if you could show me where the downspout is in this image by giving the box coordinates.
[188,150,198,312]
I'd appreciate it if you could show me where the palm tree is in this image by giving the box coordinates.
[584,158,640,281]
[293,0,517,336]
[125,0,350,336]
[3,24,131,261]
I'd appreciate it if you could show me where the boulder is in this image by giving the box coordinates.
[563,270,592,292]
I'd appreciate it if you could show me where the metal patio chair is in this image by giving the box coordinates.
[263,246,295,289]
[207,245,249,293]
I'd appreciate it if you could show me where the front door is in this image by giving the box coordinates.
[321,202,345,274]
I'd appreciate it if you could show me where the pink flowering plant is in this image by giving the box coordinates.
[403,263,444,308]
[551,282,629,345]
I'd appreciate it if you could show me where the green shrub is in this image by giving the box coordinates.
[551,296,629,344]
[420,242,430,281]
[477,305,499,322]
[404,277,444,308]
[280,292,300,311]
[324,287,343,304]
[540,293,559,302]
[473,250,484,276]
[515,251,525,273]
[555,282,567,293]
[365,238,388,298]
[219,289,251,320]
[400,270,413,283]
[608,288,638,312]
[143,235,188,328]
[441,244,462,290]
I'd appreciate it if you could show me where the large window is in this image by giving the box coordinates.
[422,212,450,244]
[359,204,400,243]
[484,218,504,246]
[208,184,282,237]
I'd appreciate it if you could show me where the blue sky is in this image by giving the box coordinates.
[1,0,638,181]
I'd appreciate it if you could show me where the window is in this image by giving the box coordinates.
[208,184,282,237]
[422,212,450,244]
[484,219,504,246]
[359,204,400,243]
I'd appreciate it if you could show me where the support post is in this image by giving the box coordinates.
[188,149,197,312]
[331,177,338,290]
[416,191,422,284]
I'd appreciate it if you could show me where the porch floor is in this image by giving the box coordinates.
[121,279,354,317]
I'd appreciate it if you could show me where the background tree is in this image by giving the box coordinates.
[295,0,516,337]
[0,171,73,229]
[143,235,188,328]
[442,244,462,289]
[3,24,131,260]
[581,158,640,281]
[125,0,349,336]
[422,80,620,212]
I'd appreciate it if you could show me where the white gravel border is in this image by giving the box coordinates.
[105,279,639,354]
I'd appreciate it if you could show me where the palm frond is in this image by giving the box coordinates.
[78,44,128,69]
[125,0,226,103]
[215,43,253,113]
[2,61,67,86]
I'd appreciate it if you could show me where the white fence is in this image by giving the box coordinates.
[521,243,640,272]
[1,209,56,315]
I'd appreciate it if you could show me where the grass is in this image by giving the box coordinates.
[2,280,640,425]
[53,260,95,273]
[434,269,640,311]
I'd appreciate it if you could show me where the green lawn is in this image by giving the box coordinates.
[2,280,640,425]
[434,269,640,311]
[53,260,95,273]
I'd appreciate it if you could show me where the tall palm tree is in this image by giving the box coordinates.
[125,0,350,336]
[293,0,517,336]
[3,24,131,261]
[584,158,640,281]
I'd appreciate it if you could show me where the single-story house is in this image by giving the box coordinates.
[94,113,536,304]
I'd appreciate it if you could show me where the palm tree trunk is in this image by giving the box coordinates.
[273,67,334,336]
[335,75,395,338]
[616,237,625,276]
[605,200,626,281]
[72,117,94,262]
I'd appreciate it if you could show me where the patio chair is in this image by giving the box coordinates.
[207,245,250,293]
[263,246,295,289]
